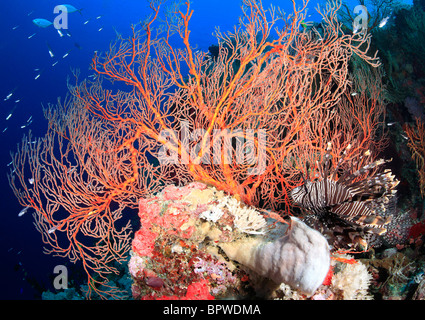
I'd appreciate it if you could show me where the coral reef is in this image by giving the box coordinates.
[369,0,425,205]
[126,181,425,300]
[129,182,252,299]
[413,277,425,299]
[331,257,373,300]
[41,181,425,300]
[12,0,425,301]
[128,182,331,299]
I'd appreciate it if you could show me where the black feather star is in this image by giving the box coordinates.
[290,143,399,250]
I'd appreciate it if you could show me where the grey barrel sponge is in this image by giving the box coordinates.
[220,217,330,296]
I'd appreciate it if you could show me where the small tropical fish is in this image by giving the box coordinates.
[22,117,33,128]
[12,25,19,30]
[379,16,390,28]
[351,92,358,96]
[60,4,83,15]
[2,127,7,133]
[4,87,17,101]
[48,226,57,234]
[6,105,17,120]
[32,18,53,28]
[21,119,32,129]
[52,61,59,67]
[34,68,43,80]
[62,49,72,58]
[18,206,30,217]
[28,178,34,184]
[28,33,36,39]
[57,29,64,37]
[387,122,396,126]
[63,29,72,37]
[46,42,54,58]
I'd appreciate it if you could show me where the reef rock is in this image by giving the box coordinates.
[129,182,330,299]
[413,278,425,300]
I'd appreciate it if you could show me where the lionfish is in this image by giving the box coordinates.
[290,143,399,249]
